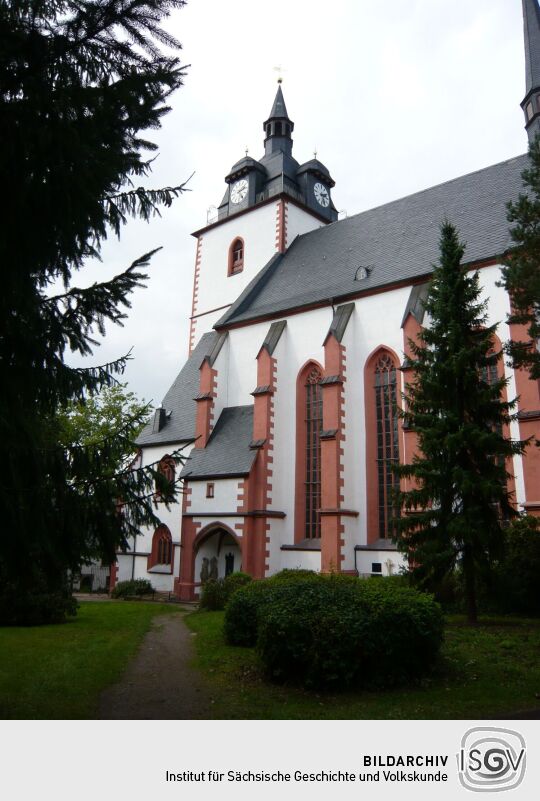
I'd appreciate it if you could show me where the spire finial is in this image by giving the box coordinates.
[245,145,249,157]
[273,65,285,84]
[313,147,317,159]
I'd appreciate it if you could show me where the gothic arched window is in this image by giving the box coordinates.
[365,349,401,542]
[149,524,172,568]
[228,237,244,275]
[155,455,175,499]
[374,353,400,539]
[295,363,323,540]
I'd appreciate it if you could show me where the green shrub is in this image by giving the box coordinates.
[0,578,78,626]
[492,516,540,615]
[111,579,153,599]
[224,571,319,646]
[256,578,444,689]
[199,571,252,611]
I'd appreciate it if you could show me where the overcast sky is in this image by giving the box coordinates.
[68,0,528,406]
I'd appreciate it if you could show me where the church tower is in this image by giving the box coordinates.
[188,83,337,352]
[521,0,540,141]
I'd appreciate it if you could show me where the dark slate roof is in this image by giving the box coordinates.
[355,539,399,552]
[180,406,256,480]
[217,153,528,327]
[401,283,429,328]
[523,0,540,94]
[266,85,289,121]
[326,303,354,343]
[136,332,218,447]
[260,320,287,355]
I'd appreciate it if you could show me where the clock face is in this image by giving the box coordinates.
[230,179,248,204]
[314,182,330,207]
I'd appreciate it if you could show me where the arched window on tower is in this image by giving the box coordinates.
[365,349,401,542]
[295,362,323,540]
[228,237,244,275]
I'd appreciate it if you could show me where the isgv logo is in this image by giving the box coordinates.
[457,727,526,792]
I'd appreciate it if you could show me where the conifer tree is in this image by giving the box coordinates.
[501,136,540,381]
[0,0,188,623]
[395,222,524,625]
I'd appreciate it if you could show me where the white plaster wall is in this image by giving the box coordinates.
[280,550,321,572]
[188,478,241,512]
[355,550,407,577]
[195,203,279,318]
[116,442,187,589]
[285,203,325,245]
[191,307,231,348]
[265,307,330,558]
[339,315,360,570]
[211,336,229,434]
[225,319,271,407]
[116,554,133,583]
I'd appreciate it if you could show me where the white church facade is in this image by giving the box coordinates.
[111,1,540,600]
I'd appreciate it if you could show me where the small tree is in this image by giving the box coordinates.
[57,383,151,461]
[395,222,525,625]
[501,135,540,381]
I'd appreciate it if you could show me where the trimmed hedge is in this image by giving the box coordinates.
[199,572,252,611]
[224,570,319,646]
[111,578,153,599]
[260,578,443,688]
[225,573,444,689]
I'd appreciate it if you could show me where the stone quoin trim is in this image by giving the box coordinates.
[488,332,518,507]
[507,311,540,515]
[275,199,287,253]
[175,484,201,600]
[401,312,423,496]
[319,335,347,571]
[194,360,218,449]
[188,236,203,354]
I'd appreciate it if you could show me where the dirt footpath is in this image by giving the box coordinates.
[99,613,211,720]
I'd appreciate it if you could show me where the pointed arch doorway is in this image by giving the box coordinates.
[193,523,243,585]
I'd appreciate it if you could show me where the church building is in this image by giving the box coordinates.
[112,0,540,599]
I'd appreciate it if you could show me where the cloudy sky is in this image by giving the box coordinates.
[69,0,528,406]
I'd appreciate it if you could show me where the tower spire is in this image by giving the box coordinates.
[263,83,294,157]
[522,0,540,141]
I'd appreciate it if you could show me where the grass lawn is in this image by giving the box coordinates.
[0,601,183,719]
[186,611,540,719]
